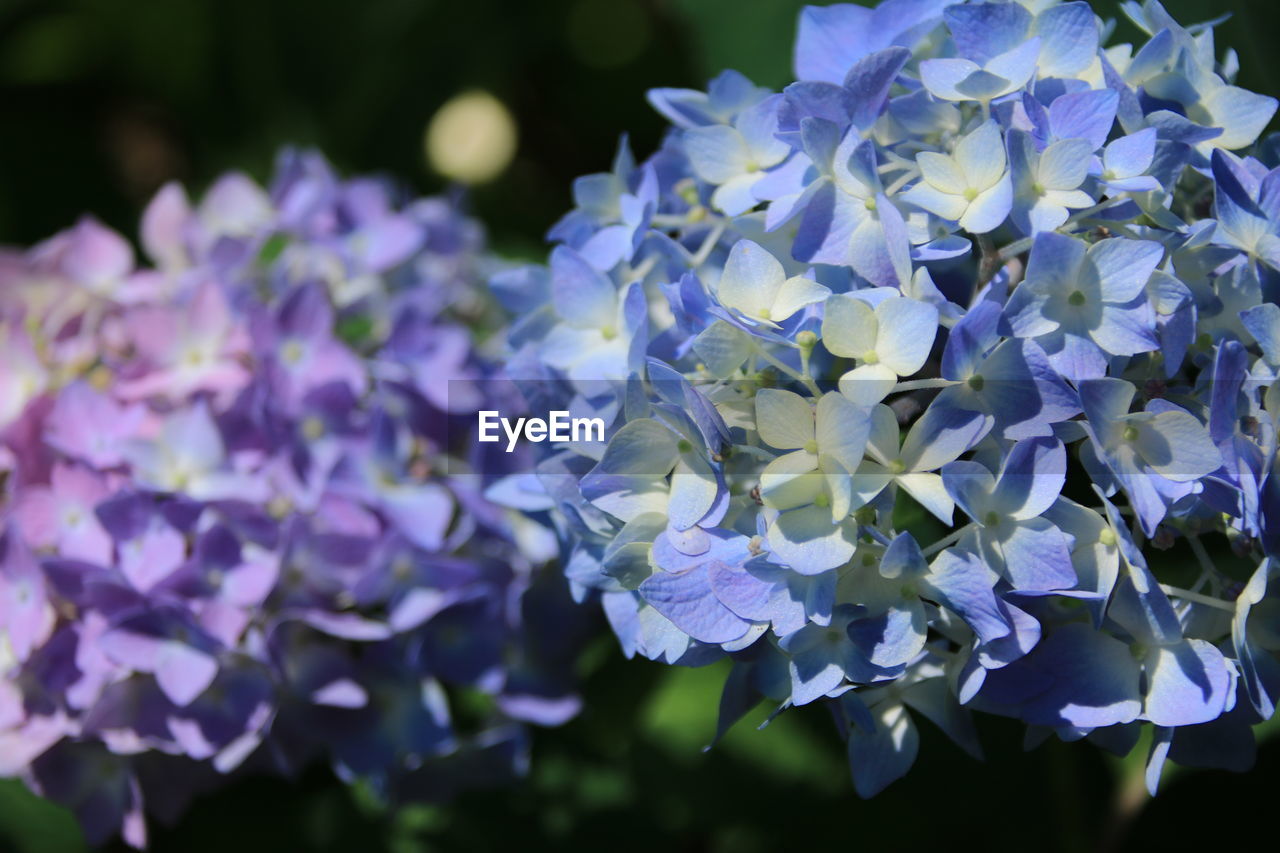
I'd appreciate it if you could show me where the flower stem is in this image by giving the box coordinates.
[688,221,727,268]
[1184,533,1221,590]
[997,197,1132,261]
[650,213,691,228]
[890,378,958,394]
[1157,584,1235,613]
[922,523,974,557]
[753,344,821,396]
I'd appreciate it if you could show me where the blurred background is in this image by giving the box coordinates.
[0,0,1277,849]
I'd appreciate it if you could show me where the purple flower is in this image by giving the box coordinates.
[0,149,582,846]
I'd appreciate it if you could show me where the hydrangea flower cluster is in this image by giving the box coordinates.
[494,0,1280,797]
[0,150,580,846]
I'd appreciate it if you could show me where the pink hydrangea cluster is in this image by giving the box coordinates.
[0,150,581,847]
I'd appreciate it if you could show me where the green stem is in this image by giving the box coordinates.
[884,168,919,196]
[976,232,1000,287]
[688,221,727,268]
[798,338,817,384]
[753,344,821,396]
[1099,760,1150,853]
[626,253,659,284]
[1079,217,1142,239]
[922,523,974,557]
[890,378,959,394]
[998,197,1132,261]
[650,212,698,229]
[1185,533,1221,590]
[1158,584,1235,613]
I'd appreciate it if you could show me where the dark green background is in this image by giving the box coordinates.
[3,0,1274,256]
[0,1,1276,850]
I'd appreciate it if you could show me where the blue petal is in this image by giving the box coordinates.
[793,0,946,84]
[686,125,750,186]
[1204,85,1277,150]
[993,436,1066,519]
[709,560,809,635]
[782,86,852,138]
[1109,567,1184,647]
[1011,622,1143,728]
[963,174,1014,233]
[1091,299,1159,357]
[972,598,1041,673]
[550,246,616,329]
[1048,88,1118,150]
[768,507,858,575]
[1146,109,1223,145]
[1104,128,1157,177]
[941,299,1002,380]
[998,340,1081,437]
[736,95,789,163]
[1234,559,1280,718]
[983,38,1041,92]
[922,549,1010,644]
[1241,303,1280,366]
[919,57,982,102]
[1143,639,1233,727]
[1145,725,1173,795]
[900,677,984,759]
[900,401,993,472]
[942,459,997,522]
[1088,237,1163,304]
[794,4,874,84]
[784,635,850,705]
[845,47,912,129]
[847,600,927,668]
[995,517,1077,591]
[943,1,1032,63]
[639,563,754,645]
[1036,1,1099,78]
[847,701,919,798]
[879,532,928,580]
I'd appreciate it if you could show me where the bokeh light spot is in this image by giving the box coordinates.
[425,91,518,185]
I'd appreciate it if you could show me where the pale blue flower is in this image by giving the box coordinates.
[899,121,1013,234]
[920,37,1041,103]
[823,290,939,404]
[686,95,791,215]
[1005,233,1164,377]
[1009,131,1096,234]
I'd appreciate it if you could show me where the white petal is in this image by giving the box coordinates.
[954,121,1007,191]
[771,275,831,322]
[917,151,966,195]
[839,364,898,406]
[874,296,939,376]
[685,125,752,185]
[718,239,785,319]
[821,293,879,359]
[756,388,814,450]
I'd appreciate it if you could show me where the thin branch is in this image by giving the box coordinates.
[890,378,959,394]
[688,221,727,268]
[922,523,975,557]
[1158,584,1235,613]
[753,343,821,396]
[997,197,1133,261]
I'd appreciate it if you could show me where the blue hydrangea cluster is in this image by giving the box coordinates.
[493,0,1280,797]
[0,150,580,846]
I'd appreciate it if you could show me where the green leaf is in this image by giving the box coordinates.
[0,779,85,853]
